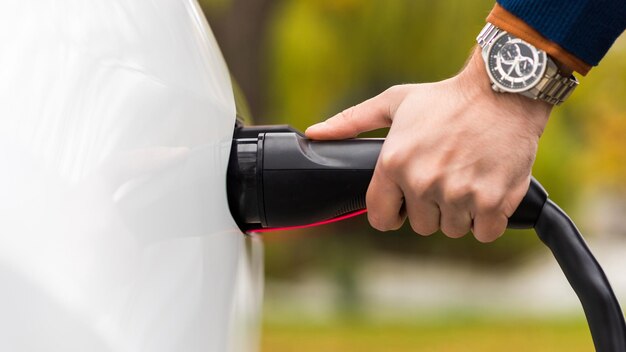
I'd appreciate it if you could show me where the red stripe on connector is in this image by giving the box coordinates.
[247,209,368,234]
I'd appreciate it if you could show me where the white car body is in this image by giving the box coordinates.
[0,1,261,351]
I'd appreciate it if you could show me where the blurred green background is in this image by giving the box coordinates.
[201,0,626,350]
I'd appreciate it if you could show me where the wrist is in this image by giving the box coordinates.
[454,47,552,136]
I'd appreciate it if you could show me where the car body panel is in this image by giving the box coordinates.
[0,0,258,351]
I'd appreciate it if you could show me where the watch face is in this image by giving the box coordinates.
[486,32,547,93]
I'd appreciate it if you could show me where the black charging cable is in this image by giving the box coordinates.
[538,201,626,351]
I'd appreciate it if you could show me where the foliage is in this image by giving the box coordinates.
[264,1,491,130]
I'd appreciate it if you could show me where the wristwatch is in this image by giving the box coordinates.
[476,23,578,105]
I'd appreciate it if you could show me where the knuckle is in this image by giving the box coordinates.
[441,225,467,239]
[383,85,404,97]
[419,226,439,237]
[388,222,404,231]
[379,147,406,173]
[409,219,438,237]
[368,214,386,231]
[335,107,360,136]
[325,107,360,138]
[443,182,474,204]
[338,106,356,122]
[368,213,400,232]
[475,192,505,213]
[474,226,505,243]
[409,174,440,197]
[474,230,504,243]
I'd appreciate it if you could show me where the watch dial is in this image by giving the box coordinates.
[487,33,547,92]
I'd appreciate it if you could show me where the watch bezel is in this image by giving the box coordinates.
[485,31,548,94]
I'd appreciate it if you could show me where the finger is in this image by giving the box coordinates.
[472,178,531,242]
[305,86,409,140]
[439,205,472,238]
[404,191,441,236]
[366,168,406,231]
[472,212,508,243]
[505,178,534,218]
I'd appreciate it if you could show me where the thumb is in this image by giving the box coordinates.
[305,85,408,140]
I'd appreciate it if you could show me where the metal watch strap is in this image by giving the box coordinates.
[476,23,578,105]
[535,72,578,105]
[476,23,501,49]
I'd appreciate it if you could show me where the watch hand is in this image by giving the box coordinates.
[507,59,518,76]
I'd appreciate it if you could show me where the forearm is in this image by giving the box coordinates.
[489,1,626,76]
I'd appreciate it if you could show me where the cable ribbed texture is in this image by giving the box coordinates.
[497,0,626,66]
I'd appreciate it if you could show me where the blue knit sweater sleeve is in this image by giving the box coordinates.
[497,0,626,66]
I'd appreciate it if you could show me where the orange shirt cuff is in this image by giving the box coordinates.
[487,3,591,76]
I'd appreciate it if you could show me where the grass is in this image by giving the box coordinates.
[262,317,594,352]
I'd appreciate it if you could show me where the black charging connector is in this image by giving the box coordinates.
[227,125,547,231]
[227,126,381,230]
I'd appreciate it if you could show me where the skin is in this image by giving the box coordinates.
[305,48,553,242]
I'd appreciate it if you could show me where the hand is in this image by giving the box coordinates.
[305,49,552,242]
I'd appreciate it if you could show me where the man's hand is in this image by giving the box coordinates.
[305,49,552,242]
